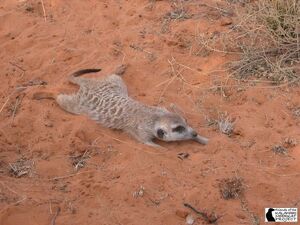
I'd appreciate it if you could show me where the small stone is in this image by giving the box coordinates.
[133,186,145,198]
[236,212,246,219]
[175,210,188,218]
[220,18,232,26]
[186,214,194,225]
[177,152,189,160]
[44,121,53,127]
[233,126,244,136]
[283,137,297,148]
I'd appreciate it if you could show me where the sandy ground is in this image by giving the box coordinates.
[0,0,300,225]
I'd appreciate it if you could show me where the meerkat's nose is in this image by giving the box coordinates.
[191,131,198,137]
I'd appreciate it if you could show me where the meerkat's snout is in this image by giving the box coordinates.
[188,128,209,145]
[192,132,209,145]
[154,114,209,145]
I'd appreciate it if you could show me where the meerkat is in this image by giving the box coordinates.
[33,66,208,147]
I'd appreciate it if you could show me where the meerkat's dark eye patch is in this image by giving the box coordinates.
[172,125,186,133]
[157,129,165,139]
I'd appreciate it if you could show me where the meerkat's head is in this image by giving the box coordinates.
[153,113,208,145]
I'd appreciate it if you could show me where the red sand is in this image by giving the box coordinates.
[0,1,299,225]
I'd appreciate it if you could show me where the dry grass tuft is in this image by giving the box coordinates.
[70,150,91,171]
[9,157,34,178]
[283,137,297,148]
[218,116,235,135]
[206,112,235,136]
[293,107,300,117]
[219,177,244,199]
[161,1,191,33]
[132,185,145,198]
[272,145,288,155]
[196,0,300,84]
[226,0,251,4]
[230,0,300,83]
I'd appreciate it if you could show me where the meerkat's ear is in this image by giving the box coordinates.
[156,129,165,139]
[169,103,185,117]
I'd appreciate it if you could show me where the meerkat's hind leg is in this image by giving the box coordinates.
[113,64,127,76]
[56,94,81,115]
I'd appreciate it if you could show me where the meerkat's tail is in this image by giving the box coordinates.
[68,65,127,85]
[69,68,102,85]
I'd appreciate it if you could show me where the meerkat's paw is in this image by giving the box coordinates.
[144,141,164,148]
[114,64,128,76]
[56,94,81,115]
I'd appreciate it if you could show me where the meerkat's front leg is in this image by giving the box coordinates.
[127,130,162,148]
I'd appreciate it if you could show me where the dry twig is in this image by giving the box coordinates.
[40,0,47,22]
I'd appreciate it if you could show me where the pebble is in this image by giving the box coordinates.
[186,214,195,225]
[220,18,233,26]
[175,210,188,218]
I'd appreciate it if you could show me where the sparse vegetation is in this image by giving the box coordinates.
[133,185,145,198]
[272,145,288,155]
[218,115,235,135]
[70,150,91,171]
[230,0,300,83]
[206,112,235,136]
[283,137,297,148]
[9,157,33,177]
[293,107,300,117]
[219,177,244,199]
[198,0,300,84]
[161,1,191,33]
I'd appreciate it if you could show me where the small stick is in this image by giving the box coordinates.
[74,149,89,171]
[263,170,300,177]
[51,207,61,225]
[0,181,21,196]
[48,170,94,181]
[183,203,223,224]
[40,0,47,22]
[9,62,25,72]
[158,75,176,103]
[184,203,208,218]
[0,97,10,114]
[49,201,53,214]
[11,96,23,123]
[199,3,230,15]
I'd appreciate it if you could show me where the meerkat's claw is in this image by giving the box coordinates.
[194,135,209,145]
[144,141,163,148]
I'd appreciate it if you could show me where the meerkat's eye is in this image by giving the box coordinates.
[172,125,186,133]
[157,129,165,139]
